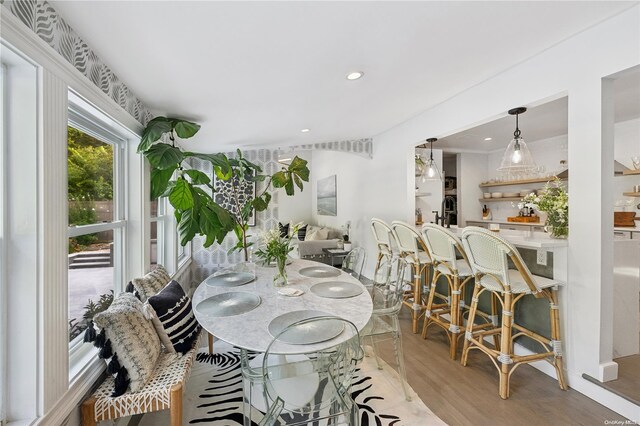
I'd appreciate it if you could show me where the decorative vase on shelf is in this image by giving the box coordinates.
[273,256,288,287]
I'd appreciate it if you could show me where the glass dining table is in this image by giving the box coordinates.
[192,258,373,425]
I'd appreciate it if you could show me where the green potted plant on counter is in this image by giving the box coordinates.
[519,178,568,239]
[137,117,310,260]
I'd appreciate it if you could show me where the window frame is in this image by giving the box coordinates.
[67,92,129,363]
[0,61,7,426]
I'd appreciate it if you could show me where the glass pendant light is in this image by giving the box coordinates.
[423,138,442,182]
[497,107,537,173]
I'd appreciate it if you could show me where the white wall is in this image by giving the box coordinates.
[277,151,314,224]
[338,5,639,420]
[310,150,372,241]
[458,152,488,225]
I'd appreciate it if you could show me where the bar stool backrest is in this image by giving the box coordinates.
[421,223,468,274]
[461,227,539,294]
[371,218,398,258]
[391,220,430,263]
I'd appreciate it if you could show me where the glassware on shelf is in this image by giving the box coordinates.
[632,156,640,170]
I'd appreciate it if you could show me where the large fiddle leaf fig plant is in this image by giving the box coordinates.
[138,117,309,260]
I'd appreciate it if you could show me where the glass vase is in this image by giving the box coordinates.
[544,224,568,239]
[273,256,288,287]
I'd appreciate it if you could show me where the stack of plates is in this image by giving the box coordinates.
[491,192,503,198]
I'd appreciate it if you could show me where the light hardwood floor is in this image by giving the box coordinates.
[376,308,629,426]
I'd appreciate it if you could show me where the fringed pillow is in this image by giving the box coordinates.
[85,292,161,397]
[145,280,201,354]
[278,222,290,238]
[127,265,170,302]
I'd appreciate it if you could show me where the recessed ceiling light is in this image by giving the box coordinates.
[346,71,364,80]
[484,137,493,141]
[301,128,310,133]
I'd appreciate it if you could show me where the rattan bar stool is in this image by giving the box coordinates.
[460,227,568,399]
[370,218,400,291]
[420,223,475,359]
[391,220,432,333]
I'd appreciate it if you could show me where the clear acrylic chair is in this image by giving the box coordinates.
[360,257,412,401]
[391,220,432,333]
[258,316,364,426]
[460,226,568,399]
[342,246,366,280]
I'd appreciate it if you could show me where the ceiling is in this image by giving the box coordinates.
[436,68,640,153]
[51,1,635,152]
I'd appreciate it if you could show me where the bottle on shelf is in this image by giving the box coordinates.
[416,208,423,225]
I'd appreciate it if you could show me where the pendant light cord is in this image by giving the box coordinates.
[514,113,521,139]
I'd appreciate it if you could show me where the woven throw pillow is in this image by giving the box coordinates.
[93,292,161,396]
[145,280,201,354]
[129,265,170,302]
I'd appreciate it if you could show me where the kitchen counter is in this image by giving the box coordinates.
[426,224,568,249]
[467,218,639,234]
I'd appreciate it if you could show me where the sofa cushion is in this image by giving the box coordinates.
[130,265,170,302]
[93,292,161,396]
[298,224,308,241]
[306,227,329,241]
[278,222,290,238]
[145,280,201,355]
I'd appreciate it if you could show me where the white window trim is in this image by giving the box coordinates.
[1,11,148,424]
[0,61,7,426]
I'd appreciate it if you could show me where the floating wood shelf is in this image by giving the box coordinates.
[479,177,567,188]
[415,192,432,197]
[622,192,640,197]
[478,197,522,202]
[622,169,640,176]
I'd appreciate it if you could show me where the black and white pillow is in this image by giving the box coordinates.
[278,222,290,238]
[145,281,201,354]
[298,224,308,241]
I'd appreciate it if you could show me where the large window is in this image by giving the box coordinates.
[67,95,126,354]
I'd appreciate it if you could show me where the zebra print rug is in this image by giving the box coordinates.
[139,341,445,425]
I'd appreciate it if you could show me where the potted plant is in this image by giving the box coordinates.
[519,178,568,239]
[137,117,310,260]
[255,224,302,286]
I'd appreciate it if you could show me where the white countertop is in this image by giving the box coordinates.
[418,223,568,249]
[467,218,639,233]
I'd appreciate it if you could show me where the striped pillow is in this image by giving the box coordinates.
[145,281,201,354]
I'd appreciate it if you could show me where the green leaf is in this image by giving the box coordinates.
[272,171,288,188]
[177,208,199,247]
[184,152,232,179]
[168,178,194,210]
[150,165,177,199]
[145,143,185,170]
[284,177,294,196]
[211,203,235,230]
[171,119,200,139]
[252,192,271,212]
[184,169,210,185]
[293,174,303,191]
[138,117,172,152]
[288,156,310,181]
[162,180,177,197]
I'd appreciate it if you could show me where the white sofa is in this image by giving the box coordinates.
[291,225,343,264]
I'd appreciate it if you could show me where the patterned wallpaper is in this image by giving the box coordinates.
[3,0,154,125]
[285,138,373,159]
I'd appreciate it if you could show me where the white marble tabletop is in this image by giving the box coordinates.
[192,259,373,354]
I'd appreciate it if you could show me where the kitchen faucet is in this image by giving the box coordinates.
[432,196,457,228]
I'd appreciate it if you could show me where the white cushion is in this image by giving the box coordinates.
[305,227,329,241]
[436,259,472,277]
[479,269,562,294]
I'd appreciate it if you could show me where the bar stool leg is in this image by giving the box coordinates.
[498,291,514,399]
[449,275,461,360]
[491,293,501,351]
[549,289,568,390]
[461,283,481,367]
[411,263,422,333]
[421,270,440,339]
